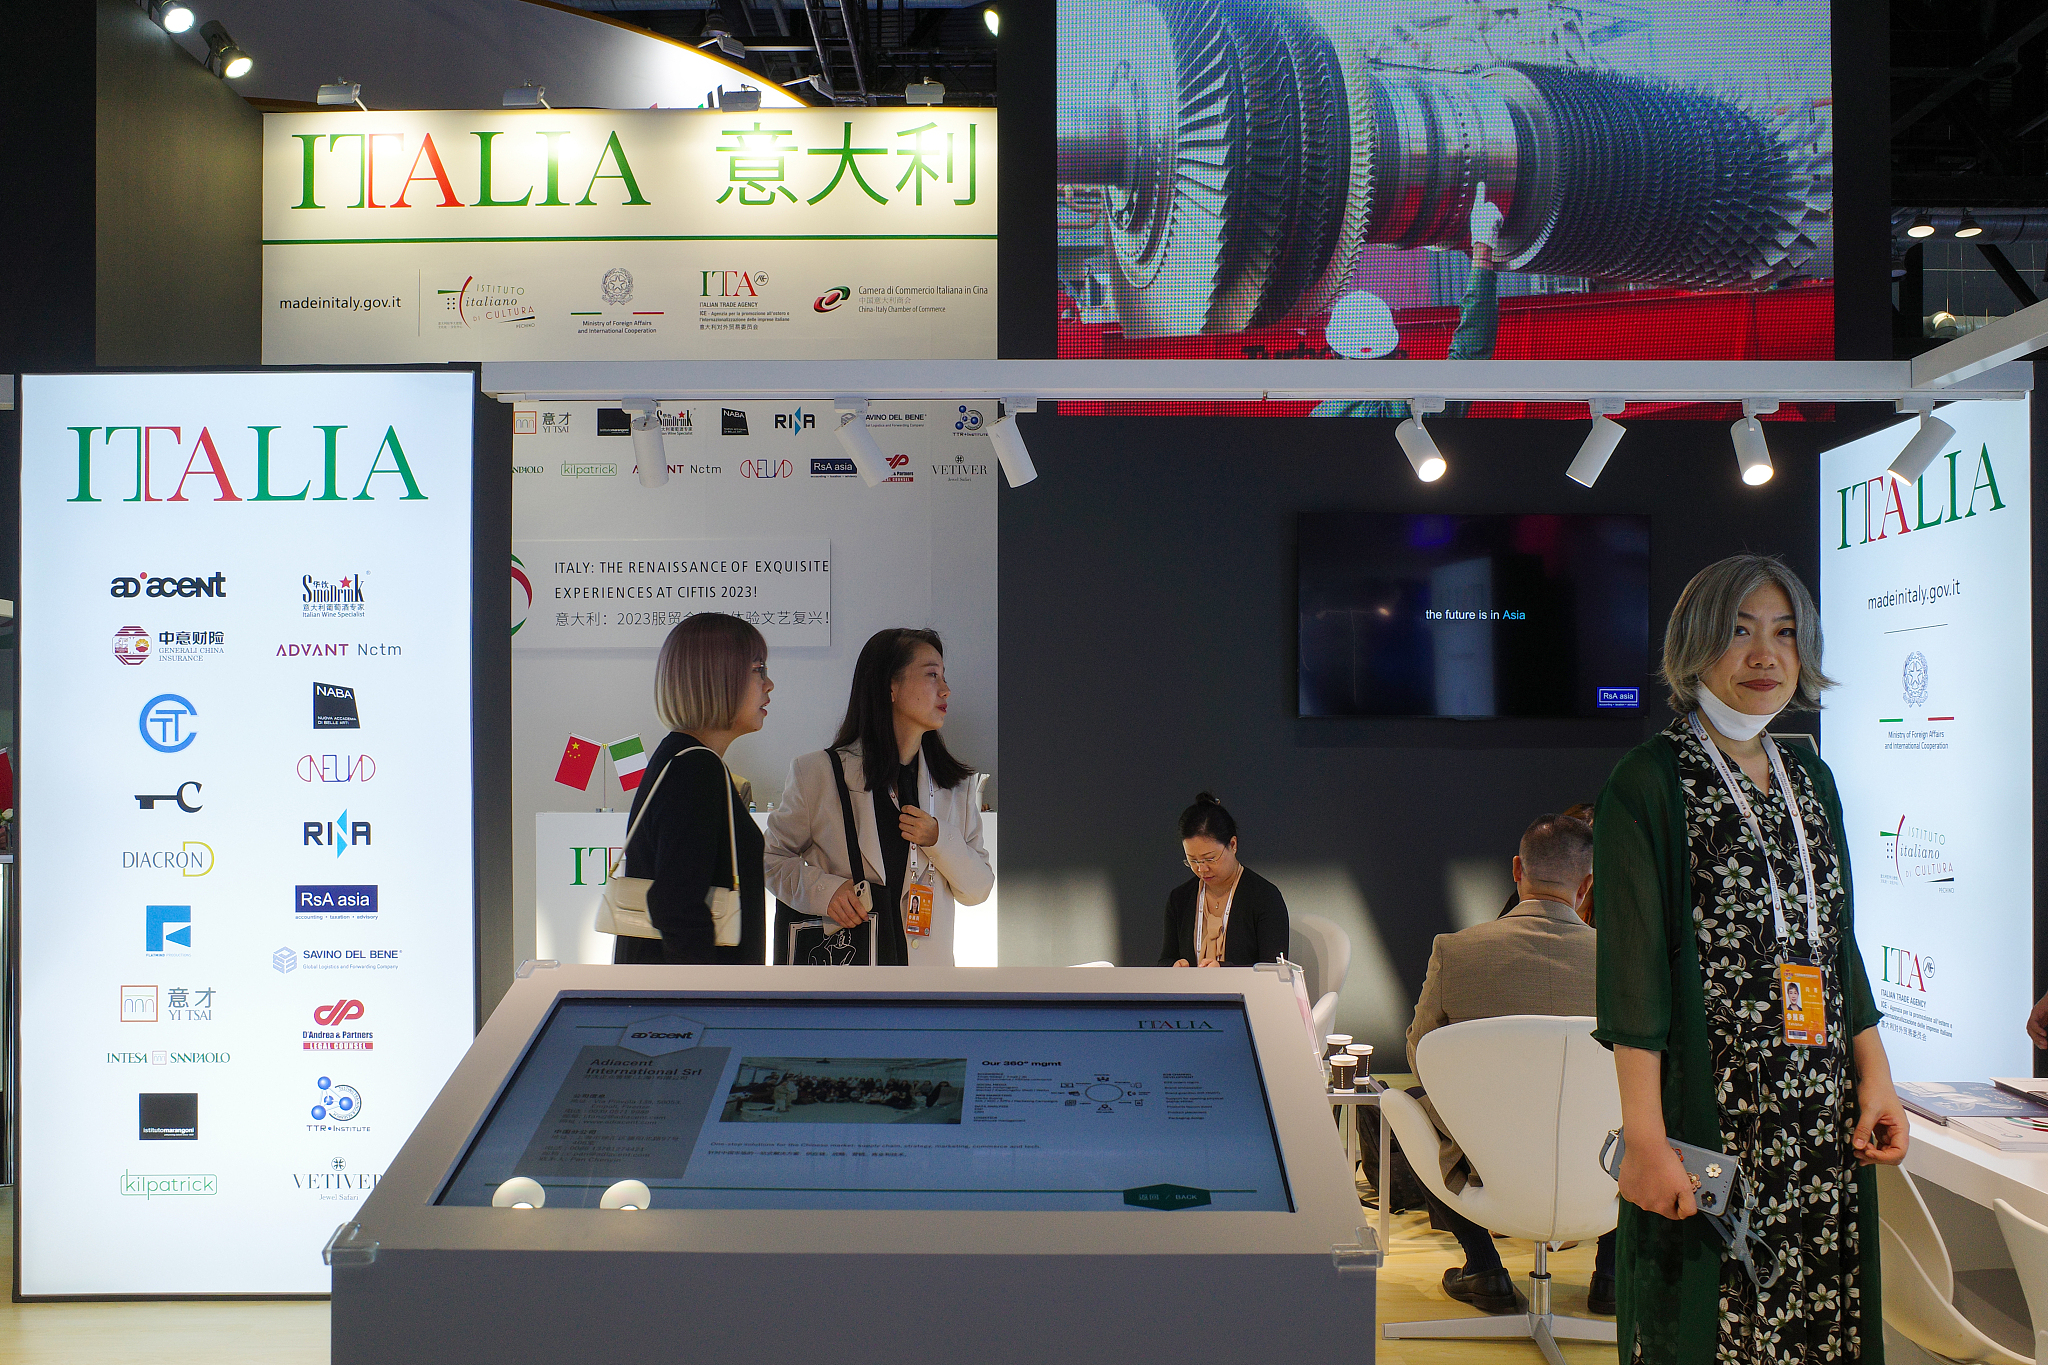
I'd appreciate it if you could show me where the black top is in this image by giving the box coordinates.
[867,753,922,967]
[622,731,765,964]
[1155,867,1291,967]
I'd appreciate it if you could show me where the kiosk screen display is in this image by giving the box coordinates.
[439,997,1292,1211]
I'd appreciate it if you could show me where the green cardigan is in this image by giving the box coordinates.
[1593,731,1883,1365]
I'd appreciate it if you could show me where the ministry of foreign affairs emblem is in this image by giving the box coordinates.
[601,268,634,304]
[1902,650,1931,707]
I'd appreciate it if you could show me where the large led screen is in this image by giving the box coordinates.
[1058,0,1833,417]
[438,997,1292,1211]
[17,372,478,1295]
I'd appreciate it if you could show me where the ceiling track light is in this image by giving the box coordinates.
[711,84,762,112]
[1955,210,1984,240]
[317,80,366,111]
[1884,405,1956,488]
[833,399,890,487]
[986,399,1038,486]
[1394,399,1447,482]
[199,20,253,79]
[1906,212,1935,240]
[622,399,668,487]
[147,0,194,34]
[1565,398,1627,487]
[1730,399,1778,486]
[503,83,550,109]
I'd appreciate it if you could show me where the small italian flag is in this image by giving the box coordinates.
[609,735,649,791]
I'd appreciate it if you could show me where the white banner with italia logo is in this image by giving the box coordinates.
[16,372,477,1295]
[261,109,996,363]
[1820,398,2032,1082]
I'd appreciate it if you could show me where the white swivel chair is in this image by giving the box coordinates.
[1288,912,1351,1040]
[1378,1015,1620,1365]
[1877,1164,2030,1364]
[1994,1198,2048,1364]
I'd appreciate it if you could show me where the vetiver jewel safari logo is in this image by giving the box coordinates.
[65,426,428,503]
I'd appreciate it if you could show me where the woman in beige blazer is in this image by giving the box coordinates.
[765,628,992,966]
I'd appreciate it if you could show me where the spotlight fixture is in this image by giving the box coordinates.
[986,399,1039,487]
[316,81,366,111]
[149,0,194,34]
[1884,408,1956,488]
[491,1177,546,1209]
[699,11,747,59]
[1730,400,1778,486]
[1394,399,1447,482]
[600,1180,652,1211]
[1955,211,1983,239]
[623,400,668,488]
[905,80,945,106]
[983,6,1000,36]
[1906,212,1935,240]
[1565,400,1627,487]
[711,84,762,112]
[833,400,890,487]
[199,20,253,79]
[503,83,550,109]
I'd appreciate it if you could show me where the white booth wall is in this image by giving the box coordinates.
[510,402,998,968]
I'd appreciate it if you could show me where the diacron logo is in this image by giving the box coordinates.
[65,426,428,504]
[291,130,649,210]
[1880,945,1935,993]
[1835,444,2006,549]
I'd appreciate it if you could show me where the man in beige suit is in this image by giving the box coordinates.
[1406,812,1613,1317]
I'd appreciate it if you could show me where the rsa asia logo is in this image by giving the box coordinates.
[67,427,428,503]
[815,285,852,313]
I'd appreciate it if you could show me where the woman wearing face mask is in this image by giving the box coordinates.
[765,628,992,966]
[1156,793,1290,968]
[615,612,772,966]
[1594,555,1906,1365]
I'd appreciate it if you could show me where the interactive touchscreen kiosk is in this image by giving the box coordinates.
[328,966,1375,1365]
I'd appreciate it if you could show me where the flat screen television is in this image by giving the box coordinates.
[1297,512,1651,718]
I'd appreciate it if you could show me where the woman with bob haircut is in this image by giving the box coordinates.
[614,612,772,965]
[765,628,992,966]
[1155,792,1289,967]
[1594,554,1905,1364]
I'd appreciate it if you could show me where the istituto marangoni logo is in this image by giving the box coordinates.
[1903,651,1931,707]
[601,267,634,304]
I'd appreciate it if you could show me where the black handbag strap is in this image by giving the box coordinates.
[828,747,867,886]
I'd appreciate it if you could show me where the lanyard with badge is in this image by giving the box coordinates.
[1689,712,1826,1046]
[900,761,936,938]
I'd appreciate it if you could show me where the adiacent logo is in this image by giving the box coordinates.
[140,693,198,752]
[145,905,193,953]
[111,572,227,599]
[815,285,852,312]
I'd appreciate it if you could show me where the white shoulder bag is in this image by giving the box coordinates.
[594,746,743,946]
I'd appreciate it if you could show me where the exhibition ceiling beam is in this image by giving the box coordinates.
[483,359,2034,406]
[1891,8,2048,137]
[1893,176,2048,207]
[1910,295,2048,387]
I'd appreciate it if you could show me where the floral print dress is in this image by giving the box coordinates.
[1669,717,1861,1364]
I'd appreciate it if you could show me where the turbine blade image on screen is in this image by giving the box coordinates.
[1057,0,1831,338]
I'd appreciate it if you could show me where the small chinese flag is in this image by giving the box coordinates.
[608,735,649,791]
[554,735,601,790]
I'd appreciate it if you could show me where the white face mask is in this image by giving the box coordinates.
[1694,684,1786,742]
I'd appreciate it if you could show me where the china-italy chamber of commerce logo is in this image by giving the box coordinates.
[140,694,198,752]
[511,554,532,636]
[814,285,851,313]
[601,268,634,304]
[1903,651,1930,707]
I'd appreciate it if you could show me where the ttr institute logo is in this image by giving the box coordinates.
[310,1076,365,1123]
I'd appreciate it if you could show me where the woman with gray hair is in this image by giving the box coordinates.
[1594,554,1906,1364]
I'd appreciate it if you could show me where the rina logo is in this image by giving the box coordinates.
[435,276,534,329]
[65,427,428,503]
[1880,816,1955,889]
[1834,444,2007,549]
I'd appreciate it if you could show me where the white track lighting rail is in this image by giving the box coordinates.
[484,358,2032,407]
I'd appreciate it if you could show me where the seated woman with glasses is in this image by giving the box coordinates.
[1156,792,1291,968]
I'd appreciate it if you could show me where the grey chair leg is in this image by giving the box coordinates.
[1381,1240,1618,1364]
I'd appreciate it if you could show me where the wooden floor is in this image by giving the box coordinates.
[0,1181,1613,1365]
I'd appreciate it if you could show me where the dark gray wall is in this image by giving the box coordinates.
[94,0,262,366]
[996,409,1876,1053]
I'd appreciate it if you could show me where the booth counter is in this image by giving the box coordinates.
[327,964,1375,1364]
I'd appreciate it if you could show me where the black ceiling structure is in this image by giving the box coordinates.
[555,0,999,105]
